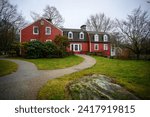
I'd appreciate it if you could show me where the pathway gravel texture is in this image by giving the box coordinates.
[0,54,96,100]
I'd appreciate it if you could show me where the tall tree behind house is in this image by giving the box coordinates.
[30,5,64,27]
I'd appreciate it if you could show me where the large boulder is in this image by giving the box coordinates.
[67,74,138,100]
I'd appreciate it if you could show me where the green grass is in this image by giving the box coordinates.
[0,60,18,77]
[18,55,84,70]
[38,56,150,100]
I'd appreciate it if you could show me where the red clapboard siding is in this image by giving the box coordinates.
[20,18,62,42]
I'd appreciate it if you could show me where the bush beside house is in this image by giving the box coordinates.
[21,35,70,59]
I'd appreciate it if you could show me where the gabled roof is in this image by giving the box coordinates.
[20,18,63,33]
[61,28,107,35]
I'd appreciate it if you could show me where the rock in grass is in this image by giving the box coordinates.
[67,74,139,100]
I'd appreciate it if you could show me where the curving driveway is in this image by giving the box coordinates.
[0,54,96,100]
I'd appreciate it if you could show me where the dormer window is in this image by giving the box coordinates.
[45,27,51,35]
[33,26,39,35]
[103,34,108,42]
[68,31,73,39]
[79,32,84,39]
[94,34,99,42]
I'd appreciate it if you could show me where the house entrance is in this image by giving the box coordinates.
[70,44,82,52]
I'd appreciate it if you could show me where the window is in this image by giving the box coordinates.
[75,45,78,51]
[94,34,99,42]
[46,39,52,42]
[70,44,82,52]
[94,44,99,50]
[30,39,37,41]
[103,34,108,42]
[33,26,39,35]
[103,44,108,50]
[45,27,51,35]
[40,20,44,25]
[79,32,84,39]
[68,31,73,39]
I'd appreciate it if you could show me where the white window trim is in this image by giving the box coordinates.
[94,34,99,42]
[103,34,108,42]
[70,44,82,52]
[79,32,84,39]
[68,31,73,39]
[94,44,99,50]
[45,27,51,35]
[30,39,37,41]
[103,44,108,50]
[33,26,39,35]
[46,39,52,42]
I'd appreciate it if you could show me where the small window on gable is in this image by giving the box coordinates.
[33,26,39,35]
[30,39,37,41]
[79,32,84,39]
[103,34,108,42]
[104,44,108,50]
[94,34,99,42]
[68,31,73,39]
[45,27,51,35]
[40,20,44,25]
[94,44,99,50]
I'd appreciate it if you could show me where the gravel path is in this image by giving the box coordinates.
[0,54,96,100]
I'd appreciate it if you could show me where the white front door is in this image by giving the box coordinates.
[70,44,82,52]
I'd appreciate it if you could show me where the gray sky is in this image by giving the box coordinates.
[10,0,150,28]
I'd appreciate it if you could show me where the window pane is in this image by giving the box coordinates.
[46,27,51,35]
[104,35,108,41]
[104,44,108,50]
[94,44,98,50]
[68,32,73,39]
[75,45,78,51]
[69,33,72,38]
[94,34,99,41]
[80,32,84,39]
[47,28,50,33]
[71,44,73,51]
[81,34,83,38]
[34,27,38,34]
[96,45,98,49]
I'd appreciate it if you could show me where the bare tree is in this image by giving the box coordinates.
[43,6,64,27]
[30,5,64,27]
[0,0,26,54]
[86,13,113,32]
[116,7,150,59]
[30,11,41,21]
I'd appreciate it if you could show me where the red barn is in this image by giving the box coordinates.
[20,18,111,57]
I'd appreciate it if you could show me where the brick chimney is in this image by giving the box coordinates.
[80,25,86,31]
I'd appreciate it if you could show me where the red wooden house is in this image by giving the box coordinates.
[20,18,111,57]
[20,18,63,42]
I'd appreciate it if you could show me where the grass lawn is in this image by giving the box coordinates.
[38,56,150,100]
[0,60,18,77]
[19,55,84,70]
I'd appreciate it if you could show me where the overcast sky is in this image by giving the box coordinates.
[10,0,150,28]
